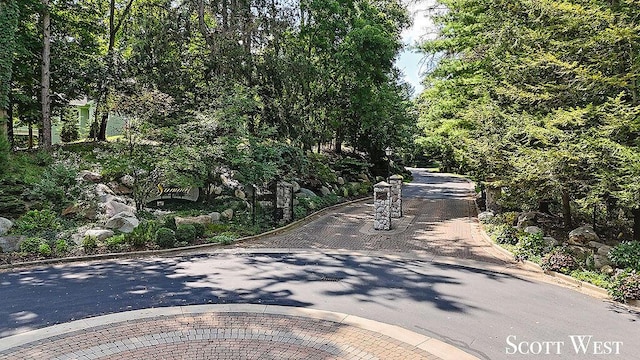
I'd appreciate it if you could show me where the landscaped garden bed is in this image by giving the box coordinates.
[0,144,381,267]
[479,209,640,304]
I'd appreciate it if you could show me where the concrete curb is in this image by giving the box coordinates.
[0,304,480,360]
[0,196,372,271]
[467,178,640,310]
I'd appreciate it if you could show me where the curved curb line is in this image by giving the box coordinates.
[464,177,640,308]
[0,304,480,360]
[0,196,372,271]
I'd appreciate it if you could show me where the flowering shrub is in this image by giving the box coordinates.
[609,269,640,302]
[542,248,578,274]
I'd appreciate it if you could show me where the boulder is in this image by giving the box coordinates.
[175,215,212,226]
[291,181,301,193]
[600,265,615,275]
[0,235,24,252]
[104,212,139,233]
[221,173,240,189]
[84,229,114,241]
[320,186,331,196]
[67,224,95,245]
[119,174,135,188]
[298,188,317,198]
[567,245,590,260]
[478,211,495,223]
[517,212,538,229]
[235,189,246,200]
[78,170,103,183]
[568,226,599,245]
[337,177,345,185]
[221,209,234,220]
[0,217,13,236]
[597,245,613,257]
[96,183,115,196]
[209,212,221,222]
[357,173,370,182]
[593,254,612,269]
[105,200,137,218]
[524,226,543,235]
[109,182,133,195]
[62,204,81,217]
[543,237,560,248]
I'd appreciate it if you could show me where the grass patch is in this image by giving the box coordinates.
[569,270,612,289]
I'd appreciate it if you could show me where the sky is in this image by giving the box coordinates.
[395,1,439,96]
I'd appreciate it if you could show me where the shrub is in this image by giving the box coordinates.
[162,216,177,231]
[175,224,197,243]
[608,241,640,272]
[541,248,578,274]
[125,220,158,248]
[55,239,69,254]
[496,225,520,245]
[20,237,44,254]
[209,233,235,245]
[609,269,640,302]
[15,209,60,236]
[60,106,79,142]
[106,234,126,252]
[29,161,83,211]
[308,153,337,183]
[192,223,205,238]
[154,227,176,248]
[334,157,371,180]
[38,243,52,257]
[82,236,98,253]
[514,232,547,262]
[204,223,231,236]
[501,212,519,226]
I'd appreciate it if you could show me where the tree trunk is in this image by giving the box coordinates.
[98,111,108,141]
[562,189,572,229]
[335,127,343,154]
[633,207,640,241]
[7,100,13,149]
[28,123,33,149]
[0,109,5,138]
[40,0,52,149]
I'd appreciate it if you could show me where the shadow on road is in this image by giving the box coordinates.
[0,252,523,339]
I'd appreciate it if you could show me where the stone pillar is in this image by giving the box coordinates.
[373,182,392,230]
[389,175,403,218]
[275,182,294,224]
[485,183,502,212]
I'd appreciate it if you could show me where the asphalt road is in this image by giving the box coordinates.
[1,169,638,360]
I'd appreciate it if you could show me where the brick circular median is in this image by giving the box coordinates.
[0,305,478,360]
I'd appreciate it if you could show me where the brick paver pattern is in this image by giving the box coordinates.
[238,198,510,265]
[1,313,440,360]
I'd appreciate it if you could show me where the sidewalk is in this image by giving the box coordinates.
[0,304,484,360]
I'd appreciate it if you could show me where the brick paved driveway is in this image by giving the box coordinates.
[238,170,511,265]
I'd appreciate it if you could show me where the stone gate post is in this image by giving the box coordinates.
[389,175,403,218]
[275,182,294,224]
[373,182,392,230]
